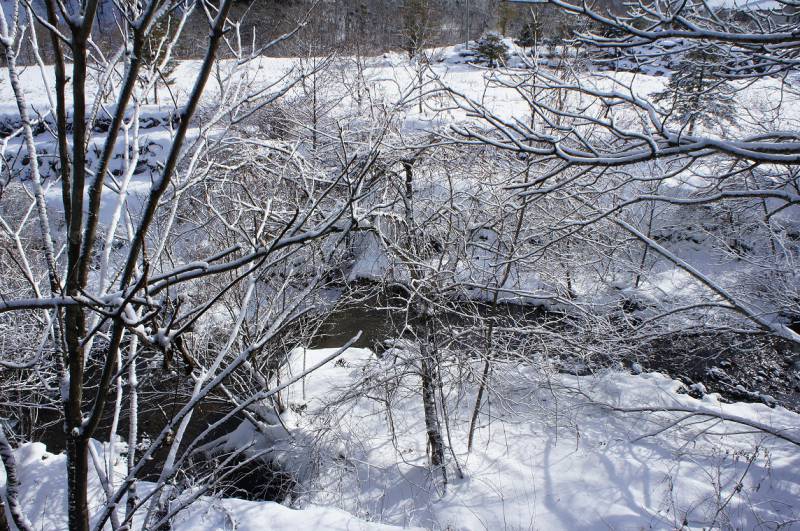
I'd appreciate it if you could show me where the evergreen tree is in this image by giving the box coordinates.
[475,32,509,67]
[653,49,736,135]
[516,14,542,48]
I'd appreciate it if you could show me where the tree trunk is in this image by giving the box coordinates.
[0,425,32,531]
[467,353,490,452]
[66,437,90,531]
[419,318,446,489]
[400,157,446,488]
[64,26,91,528]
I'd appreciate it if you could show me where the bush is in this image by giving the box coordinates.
[516,18,542,48]
[475,32,509,67]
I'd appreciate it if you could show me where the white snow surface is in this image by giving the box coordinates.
[705,0,786,10]
[4,347,799,529]
[212,346,800,530]
[0,440,409,530]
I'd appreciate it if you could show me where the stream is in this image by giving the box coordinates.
[10,296,800,504]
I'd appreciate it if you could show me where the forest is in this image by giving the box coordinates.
[0,0,799,529]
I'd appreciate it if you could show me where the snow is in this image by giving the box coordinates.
[204,346,800,530]
[5,348,798,529]
[705,0,786,10]
[174,498,414,531]
[0,440,411,530]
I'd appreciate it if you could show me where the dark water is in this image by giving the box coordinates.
[23,367,240,479]
[311,304,407,349]
[312,301,800,410]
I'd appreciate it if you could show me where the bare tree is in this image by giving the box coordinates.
[442,0,800,354]
[0,0,386,528]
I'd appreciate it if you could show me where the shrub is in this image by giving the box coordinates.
[475,32,509,67]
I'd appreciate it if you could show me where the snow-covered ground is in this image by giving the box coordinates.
[2,440,409,530]
[4,346,799,529]
[257,347,800,529]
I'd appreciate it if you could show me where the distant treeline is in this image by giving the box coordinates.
[162,0,558,58]
[6,0,623,65]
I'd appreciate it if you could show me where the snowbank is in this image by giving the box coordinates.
[175,497,413,531]
[0,439,409,530]
[2,347,799,529]
[253,347,800,530]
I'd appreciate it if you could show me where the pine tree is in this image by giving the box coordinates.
[653,49,736,135]
[516,14,542,48]
[475,32,509,67]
